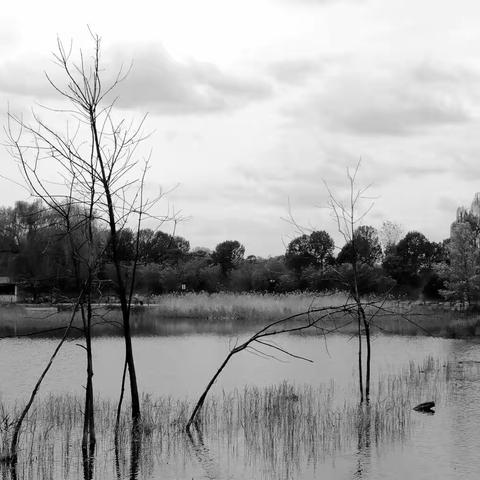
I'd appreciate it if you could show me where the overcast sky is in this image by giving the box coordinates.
[2,0,480,256]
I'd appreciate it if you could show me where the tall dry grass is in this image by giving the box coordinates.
[149,291,350,320]
[146,292,480,337]
[1,292,479,338]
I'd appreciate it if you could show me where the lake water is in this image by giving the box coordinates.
[2,322,480,479]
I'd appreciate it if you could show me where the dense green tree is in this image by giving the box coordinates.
[135,229,190,265]
[308,231,335,267]
[4,201,77,298]
[439,222,480,305]
[300,265,336,291]
[181,255,213,291]
[285,230,334,273]
[0,204,26,253]
[382,231,441,291]
[332,263,396,295]
[459,210,480,238]
[285,235,311,273]
[0,197,463,301]
[147,231,172,263]
[137,228,155,264]
[190,246,212,258]
[229,262,256,292]
[258,257,291,292]
[150,231,190,264]
[212,240,245,276]
[337,225,382,266]
[135,263,163,294]
[115,228,136,262]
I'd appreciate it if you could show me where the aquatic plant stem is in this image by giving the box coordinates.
[10,293,83,462]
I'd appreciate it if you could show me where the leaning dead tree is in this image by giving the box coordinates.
[6,32,168,430]
[186,301,364,431]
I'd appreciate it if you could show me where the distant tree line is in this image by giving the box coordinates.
[0,199,462,301]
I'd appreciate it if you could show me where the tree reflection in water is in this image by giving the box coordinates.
[353,405,372,480]
[187,428,222,480]
[82,445,95,480]
[115,425,142,480]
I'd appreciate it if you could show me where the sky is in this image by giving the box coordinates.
[1,0,480,256]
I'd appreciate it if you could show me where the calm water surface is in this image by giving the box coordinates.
[2,322,480,479]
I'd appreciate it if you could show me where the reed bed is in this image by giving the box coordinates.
[0,355,467,480]
[140,292,480,338]
[148,291,351,321]
[1,292,479,338]
[370,308,480,337]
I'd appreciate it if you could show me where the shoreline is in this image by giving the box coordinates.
[0,292,478,339]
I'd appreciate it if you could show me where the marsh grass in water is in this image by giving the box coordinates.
[145,292,480,335]
[2,292,479,339]
[0,355,471,480]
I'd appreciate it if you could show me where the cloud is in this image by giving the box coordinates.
[0,55,53,99]
[0,43,272,115]
[437,196,459,214]
[399,163,451,177]
[0,22,19,49]
[233,142,366,213]
[447,152,480,182]
[411,61,479,86]
[285,62,474,136]
[279,0,363,5]
[267,58,325,85]
[110,44,272,114]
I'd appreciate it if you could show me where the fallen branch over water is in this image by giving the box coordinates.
[186,301,361,431]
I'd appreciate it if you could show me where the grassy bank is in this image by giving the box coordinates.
[150,292,480,336]
[1,292,479,338]
[123,292,480,337]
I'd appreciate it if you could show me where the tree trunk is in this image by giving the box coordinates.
[91,115,141,424]
[352,257,364,404]
[360,304,370,402]
[357,308,364,403]
[82,297,96,453]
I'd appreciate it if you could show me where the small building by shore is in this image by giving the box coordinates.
[0,276,17,303]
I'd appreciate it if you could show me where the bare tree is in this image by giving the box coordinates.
[284,161,377,402]
[324,162,375,402]
[0,169,101,462]
[6,32,169,430]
